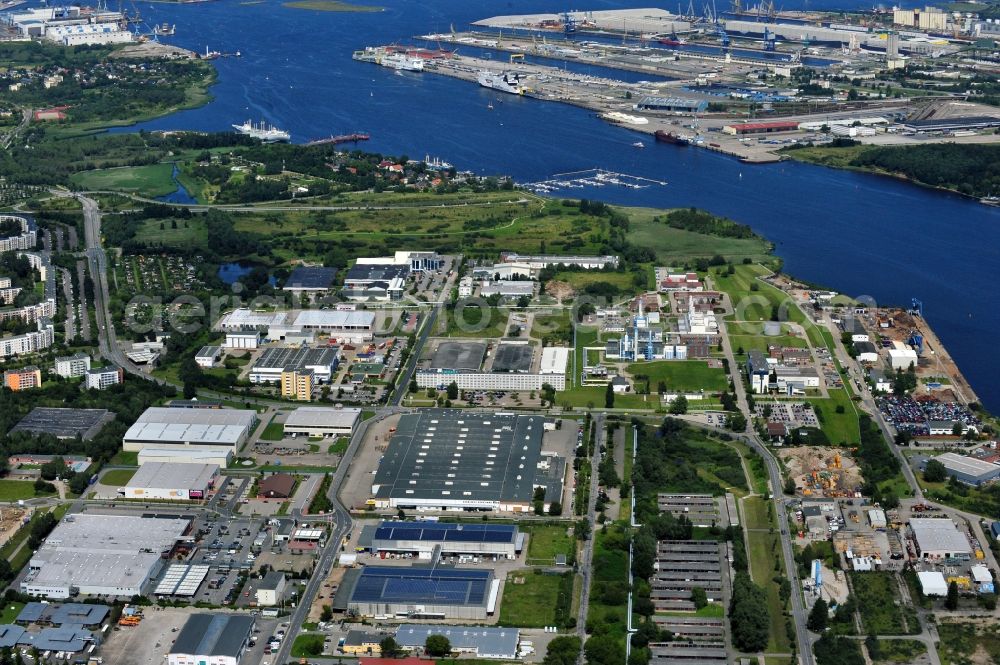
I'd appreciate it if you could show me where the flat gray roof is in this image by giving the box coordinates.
[492,343,533,373]
[431,341,486,370]
[124,407,256,447]
[373,409,560,505]
[284,406,361,430]
[910,517,971,554]
[9,407,112,440]
[394,624,519,653]
[171,614,254,658]
[125,462,219,491]
[935,452,1000,479]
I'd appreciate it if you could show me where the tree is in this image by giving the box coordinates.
[320,605,333,622]
[729,572,769,652]
[669,395,688,415]
[946,581,959,610]
[728,412,747,432]
[923,459,947,483]
[952,422,964,436]
[446,381,459,400]
[548,501,563,516]
[783,475,797,495]
[691,586,708,610]
[807,597,829,632]
[379,636,399,658]
[425,634,451,657]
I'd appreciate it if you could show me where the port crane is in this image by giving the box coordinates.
[561,11,577,35]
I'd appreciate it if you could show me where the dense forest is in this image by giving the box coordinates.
[850,143,1000,198]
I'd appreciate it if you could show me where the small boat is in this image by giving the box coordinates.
[632,141,645,148]
[488,101,494,110]
[153,23,175,36]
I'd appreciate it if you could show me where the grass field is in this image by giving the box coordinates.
[498,571,567,627]
[557,384,659,410]
[327,437,349,455]
[807,389,862,445]
[70,163,177,197]
[742,496,771,530]
[850,572,921,636]
[442,305,509,339]
[135,217,208,250]
[260,418,286,441]
[627,208,772,264]
[524,524,575,563]
[552,270,637,293]
[729,333,808,355]
[0,480,46,501]
[0,602,24,625]
[873,638,926,663]
[100,469,137,486]
[290,633,325,658]
[109,450,139,466]
[626,360,728,393]
[937,621,1000,665]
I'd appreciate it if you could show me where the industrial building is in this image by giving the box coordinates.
[854,341,879,363]
[153,564,210,597]
[416,342,569,391]
[343,263,408,301]
[747,349,770,393]
[335,566,498,620]
[216,308,374,343]
[368,521,522,557]
[122,407,257,458]
[283,265,338,294]
[284,406,361,438]
[21,514,190,599]
[168,614,255,665]
[909,518,971,560]
[498,252,619,272]
[722,120,800,135]
[0,624,96,654]
[917,571,948,596]
[8,407,113,440]
[888,348,919,370]
[903,116,1000,133]
[255,571,286,607]
[923,452,1000,486]
[480,281,535,299]
[371,410,565,512]
[633,96,708,113]
[249,346,340,384]
[394,624,520,659]
[118,462,219,500]
[138,446,233,467]
[53,353,90,378]
[195,346,221,368]
[15,602,109,627]
[341,630,388,656]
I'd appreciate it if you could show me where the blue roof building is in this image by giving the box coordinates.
[335,565,497,620]
[371,521,523,557]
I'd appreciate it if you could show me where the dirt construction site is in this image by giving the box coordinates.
[0,507,29,549]
[778,446,864,497]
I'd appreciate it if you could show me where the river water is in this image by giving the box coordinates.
[105,0,1000,410]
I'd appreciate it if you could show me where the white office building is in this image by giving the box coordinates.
[85,366,122,390]
[54,353,91,378]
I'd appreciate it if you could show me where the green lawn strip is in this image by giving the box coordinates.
[742,496,772,530]
[0,479,47,501]
[626,360,728,392]
[100,468,137,486]
[806,390,862,446]
[290,633,325,658]
[260,418,286,441]
[443,305,509,338]
[0,602,24,624]
[625,210,772,264]
[557,385,658,410]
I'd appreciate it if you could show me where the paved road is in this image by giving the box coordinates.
[58,267,77,342]
[576,414,605,661]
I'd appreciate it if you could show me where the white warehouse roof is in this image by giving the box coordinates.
[292,310,375,329]
[124,407,256,447]
[284,406,361,430]
[124,462,219,491]
[540,347,570,375]
[917,571,948,596]
[910,518,970,555]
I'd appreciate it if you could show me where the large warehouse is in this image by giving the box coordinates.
[369,521,523,557]
[371,410,565,512]
[8,407,113,440]
[21,514,190,599]
[168,614,255,665]
[138,447,233,467]
[415,342,569,391]
[910,518,971,560]
[248,346,340,384]
[284,406,361,438]
[122,407,257,458]
[394,624,520,659]
[924,452,1000,486]
[118,462,219,500]
[335,566,497,620]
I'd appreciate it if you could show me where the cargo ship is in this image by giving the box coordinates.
[654,130,690,146]
[232,120,290,143]
[477,70,526,95]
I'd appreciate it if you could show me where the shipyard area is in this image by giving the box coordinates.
[355,5,1000,163]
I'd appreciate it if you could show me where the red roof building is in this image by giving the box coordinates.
[723,121,799,135]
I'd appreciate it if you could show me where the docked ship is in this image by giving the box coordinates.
[658,32,687,47]
[381,52,425,71]
[601,111,649,126]
[654,130,690,146]
[477,70,526,95]
[153,23,175,36]
[232,120,290,143]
